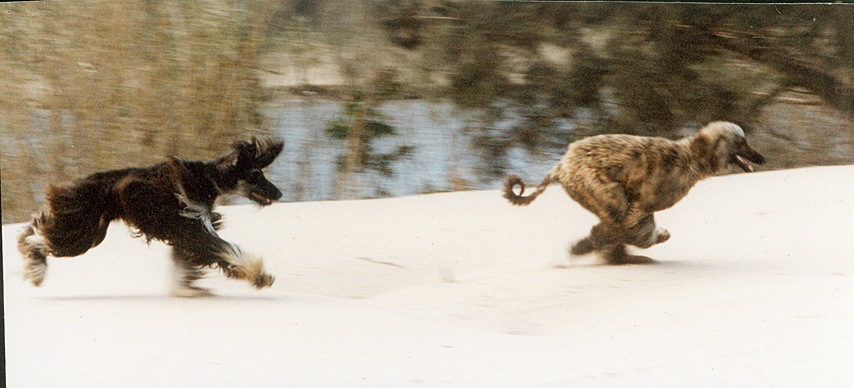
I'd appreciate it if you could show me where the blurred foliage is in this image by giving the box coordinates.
[409,2,851,178]
[374,0,426,49]
[325,69,413,197]
[2,1,852,222]
[440,3,850,125]
[0,1,276,222]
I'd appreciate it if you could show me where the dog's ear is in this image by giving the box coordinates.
[218,138,260,171]
[249,137,284,170]
[689,131,721,173]
[218,137,284,172]
[214,146,241,173]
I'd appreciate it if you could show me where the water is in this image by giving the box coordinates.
[265,99,568,202]
[1,99,571,222]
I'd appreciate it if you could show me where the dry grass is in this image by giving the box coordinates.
[1,1,276,223]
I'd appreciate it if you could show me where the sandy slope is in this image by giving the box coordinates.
[4,166,853,387]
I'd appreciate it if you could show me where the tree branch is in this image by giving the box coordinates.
[710,32,854,116]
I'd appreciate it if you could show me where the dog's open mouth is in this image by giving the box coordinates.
[250,191,274,205]
[732,154,754,173]
[731,139,766,173]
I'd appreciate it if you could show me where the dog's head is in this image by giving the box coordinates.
[692,122,766,174]
[217,137,284,206]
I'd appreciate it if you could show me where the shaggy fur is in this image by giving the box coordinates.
[503,121,766,264]
[17,137,284,296]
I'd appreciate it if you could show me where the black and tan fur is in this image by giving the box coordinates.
[503,121,766,264]
[17,137,284,296]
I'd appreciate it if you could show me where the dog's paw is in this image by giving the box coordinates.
[23,256,48,287]
[24,263,47,287]
[655,228,671,244]
[253,273,275,289]
[570,237,596,256]
[614,254,657,265]
[602,244,657,265]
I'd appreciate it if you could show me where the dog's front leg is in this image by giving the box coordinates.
[169,244,215,297]
[213,240,275,289]
[585,219,659,265]
[169,227,275,296]
[170,242,274,296]
[210,212,225,231]
[621,206,670,247]
[622,211,670,248]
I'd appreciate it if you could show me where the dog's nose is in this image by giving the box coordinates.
[271,189,283,201]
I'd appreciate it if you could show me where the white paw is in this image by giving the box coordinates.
[655,228,671,244]
[24,262,47,287]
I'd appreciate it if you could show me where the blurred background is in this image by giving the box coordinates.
[1,1,852,224]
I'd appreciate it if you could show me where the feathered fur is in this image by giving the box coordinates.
[504,121,766,264]
[17,137,284,296]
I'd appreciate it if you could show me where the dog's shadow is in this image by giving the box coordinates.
[42,294,283,302]
[610,254,657,265]
[554,250,679,268]
[555,252,658,267]
[555,254,706,269]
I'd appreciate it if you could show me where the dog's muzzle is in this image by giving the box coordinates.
[249,189,281,206]
[731,140,766,172]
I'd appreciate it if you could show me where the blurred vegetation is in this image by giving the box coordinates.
[325,73,414,198]
[1,1,276,222]
[429,2,852,178]
[2,1,852,222]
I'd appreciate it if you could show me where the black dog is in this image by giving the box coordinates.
[17,137,284,296]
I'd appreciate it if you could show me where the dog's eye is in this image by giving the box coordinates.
[249,169,262,178]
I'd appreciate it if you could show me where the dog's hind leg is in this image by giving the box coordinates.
[570,221,622,256]
[600,244,653,265]
[595,214,664,265]
[601,243,656,265]
[169,245,214,297]
[570,236,596,256]
[570,221,657,264]
[564,172,634,257]
[90,216,111,249]
[574,209,669,257]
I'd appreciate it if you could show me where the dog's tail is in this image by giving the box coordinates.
[503,170,554,206]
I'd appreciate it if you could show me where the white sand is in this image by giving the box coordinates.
[4,166,853,387]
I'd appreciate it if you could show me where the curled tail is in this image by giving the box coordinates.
[503,172,554,206]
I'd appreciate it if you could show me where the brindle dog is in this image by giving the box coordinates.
[504,121,766,264]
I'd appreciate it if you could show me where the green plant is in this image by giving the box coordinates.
[325,87,413,177]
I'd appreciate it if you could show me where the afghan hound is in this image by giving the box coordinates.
[503,121,766,264]
[17,137,285,296]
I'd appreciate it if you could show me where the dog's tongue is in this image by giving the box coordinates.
[735,155,754,172]
[251,191,272,205]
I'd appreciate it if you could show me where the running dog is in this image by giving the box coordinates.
[503,121,766,264]
[17,137,284,296]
